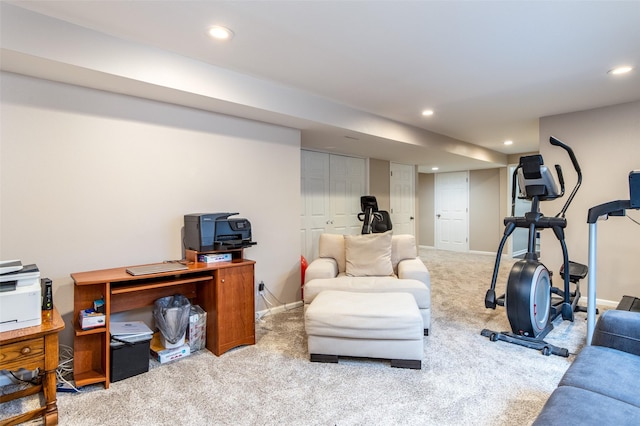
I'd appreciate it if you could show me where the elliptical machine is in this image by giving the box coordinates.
[357,196,392,234]
[482,137,588,357]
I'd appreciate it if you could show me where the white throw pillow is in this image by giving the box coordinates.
[344,231,393,277]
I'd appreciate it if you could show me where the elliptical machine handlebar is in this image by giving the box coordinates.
[550,136,582,218]
[510,166,519,216]
[550,136,581,176]
[554,164,565,198]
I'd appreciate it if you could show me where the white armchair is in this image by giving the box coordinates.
[303,232,431,335]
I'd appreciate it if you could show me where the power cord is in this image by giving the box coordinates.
[56,344,81,393]
[256,281,301,321]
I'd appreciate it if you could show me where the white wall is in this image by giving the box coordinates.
[1,72,301,346]
[539,101,640,304]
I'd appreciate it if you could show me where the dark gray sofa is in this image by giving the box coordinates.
[533,309,640,425]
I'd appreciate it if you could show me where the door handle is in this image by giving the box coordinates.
[436,214,441,219]
[410,217,414,220]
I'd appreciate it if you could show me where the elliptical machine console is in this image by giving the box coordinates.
[357,196,392,234]
[482,137,587,357]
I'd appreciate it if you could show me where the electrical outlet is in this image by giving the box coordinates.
[258,282,265,292]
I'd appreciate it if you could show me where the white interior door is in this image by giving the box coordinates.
[435,171,469,251]
[390,163,415,235]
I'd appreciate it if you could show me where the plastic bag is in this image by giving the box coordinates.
[153,295,191,345]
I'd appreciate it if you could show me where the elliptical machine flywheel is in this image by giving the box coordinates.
[506,260,552,337]
[481,137,589,357]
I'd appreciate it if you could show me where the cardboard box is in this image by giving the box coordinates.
[150,332,190,364]
[78,310,106,330]
[187,305,207,352]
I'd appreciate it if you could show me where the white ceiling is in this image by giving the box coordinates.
[3,1,639,172]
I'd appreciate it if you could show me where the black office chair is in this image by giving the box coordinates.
[357,196,392,234]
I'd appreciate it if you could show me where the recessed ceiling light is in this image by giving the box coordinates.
[431,167,439,171]
[504,140,513,146]
[608,66,633,75]
[208,26,234,40]
[421,109,434,117]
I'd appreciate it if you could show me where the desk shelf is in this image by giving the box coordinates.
[185,248,245,263]
[74,326,106,336]
[111,275,212,294]
[73,369,106,388]
[72,328,107,388]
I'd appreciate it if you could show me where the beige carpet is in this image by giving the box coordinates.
[2,249,589,425]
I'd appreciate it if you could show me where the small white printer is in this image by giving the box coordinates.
[0,260,42,332]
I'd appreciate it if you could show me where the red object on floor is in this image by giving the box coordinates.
[301,255,308,300]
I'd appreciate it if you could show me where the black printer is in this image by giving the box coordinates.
[184,213,256,251]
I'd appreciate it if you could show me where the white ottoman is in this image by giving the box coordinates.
[305,290,424,369]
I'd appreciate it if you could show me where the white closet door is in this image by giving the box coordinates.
[301,151,330,261]
[301,151,366,261]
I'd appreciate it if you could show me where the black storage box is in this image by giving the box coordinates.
[110,337,152,382]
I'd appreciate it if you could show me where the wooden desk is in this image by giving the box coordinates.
[0,308,65,426]
[71,259,255,389]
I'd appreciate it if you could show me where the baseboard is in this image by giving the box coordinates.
[420,246,497,257]
[512,249,527,258]
[468,250,496,256]
[578,296,620,309]
[256,300,303,320]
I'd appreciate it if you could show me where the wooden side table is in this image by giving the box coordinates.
[0,308,65,426]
